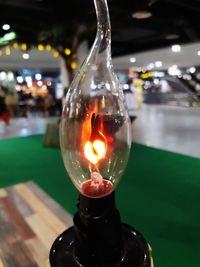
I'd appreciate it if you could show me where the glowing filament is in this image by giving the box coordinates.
[84,139,106,164]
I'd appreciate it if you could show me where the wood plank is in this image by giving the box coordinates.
[25,238,48,267]
[6,187,33,217]
[0,241,35,267]
[9,241,38,267]
[0,201,20,245]
[15,183,68,235]
[0,190,7,198]
[0,247,18,267]
[26,214,58,250]
[0,257,4,267]
[0,181,74,266]
[27,181,73,226]
[44,259,50,267]
[0,197,35,240]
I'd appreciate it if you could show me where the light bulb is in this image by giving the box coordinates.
[50,1,152,267]
[60,0,132,198]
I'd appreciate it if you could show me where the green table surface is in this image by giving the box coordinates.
[0,135,200,267]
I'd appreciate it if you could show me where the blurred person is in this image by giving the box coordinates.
[55,98,62,116]
[43,93,55,117]
[0,96,10,125]
[18,91,27,117]
[25,93,36,117]
[5,92,19,117]
[35,95,44,116]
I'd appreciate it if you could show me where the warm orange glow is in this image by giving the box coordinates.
[81,106,97,148]
[21,43,27,51]
[5,46,11,55]
[13,42,18,49]
[46,44,52,51]
[53,50,59,58]
[38,44,44,51]
[64,48,71,56]
[81,100,108,165]
[71,62,77,70]
[84,139,106,165]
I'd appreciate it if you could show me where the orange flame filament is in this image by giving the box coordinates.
[84,134,106,165]
[82,102,107,165]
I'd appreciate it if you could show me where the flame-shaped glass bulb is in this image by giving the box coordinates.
[60,0,132,198]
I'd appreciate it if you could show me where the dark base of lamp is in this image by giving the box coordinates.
[49,192,152,267]
[50,223,151,267]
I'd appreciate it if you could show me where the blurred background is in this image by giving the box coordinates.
[0,0,200,157]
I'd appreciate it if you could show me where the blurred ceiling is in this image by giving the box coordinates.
[0,48,60,71]
[113,41,200,70]
[1,42,200,71]
[0,0,200,57]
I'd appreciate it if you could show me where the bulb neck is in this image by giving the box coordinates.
[94,0,111,54]
[77,191,116,223]
[73,191,124,266]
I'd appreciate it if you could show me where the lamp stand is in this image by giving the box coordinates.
[49,191,152,267]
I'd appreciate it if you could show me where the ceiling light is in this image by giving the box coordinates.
[27,81,32,88]
[53,50,59,58]
[37,81,42,86]
[22,53,29,60]
[130,57,136,63]
[5,46,11,55]
[147,63,154,70]
[7,72,14,81]
[153,78,159,85]
[13,42,18,49]
[168,65,181,76]
[71,62,77,70]
[153,71,165,77]
[2,24,10,31]
[25,76,32,83]
[17,76,23,83]
[197,51,200,56]
[65,48,71,56]
[46,44,52,51]
[123,84,129,90]
[183,74,192,81]
[38,44,44,51]
[35,73,42,80]
[155,61,162,68]
[132,10,152,19]
[189,67,196,74]
[171,44,181,52]
[0,72,7,80]
[21,43,27,51]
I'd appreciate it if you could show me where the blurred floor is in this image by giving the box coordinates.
[0,116,59,139]
[132,104,200,158]
[0,105,200,158]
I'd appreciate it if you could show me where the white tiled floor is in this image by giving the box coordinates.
[0,116,59,139]
[131,104,200,158]
[0,104,200,158]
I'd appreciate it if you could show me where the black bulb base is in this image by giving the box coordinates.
[49,192,152,267]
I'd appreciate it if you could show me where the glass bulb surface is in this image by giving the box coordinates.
[60,0,132,198]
